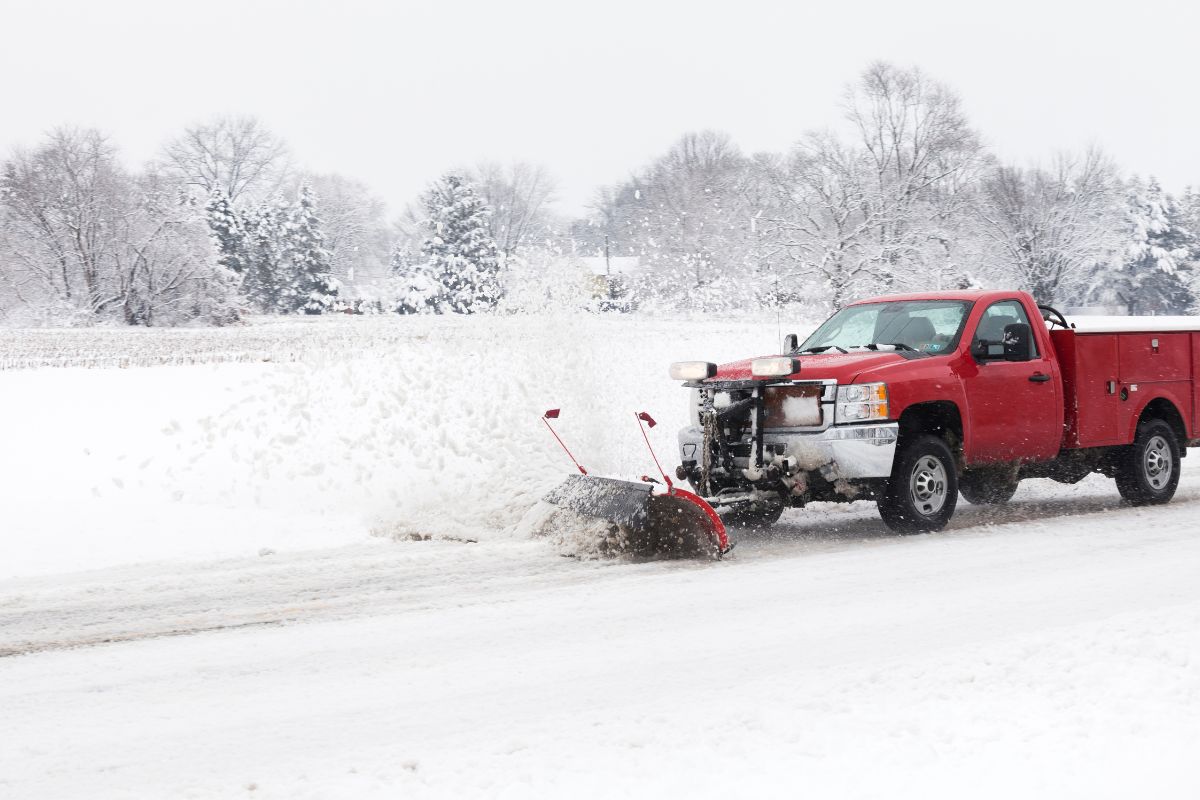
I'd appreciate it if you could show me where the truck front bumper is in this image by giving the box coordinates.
[677,422,900,482]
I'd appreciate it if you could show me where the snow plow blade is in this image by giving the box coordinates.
[543,474,729,558]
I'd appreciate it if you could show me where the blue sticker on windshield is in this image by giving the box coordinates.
[925,343,943,352]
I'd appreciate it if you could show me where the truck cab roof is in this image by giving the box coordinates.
[849,290,1030,306]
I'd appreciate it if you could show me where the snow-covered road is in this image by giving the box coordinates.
[4,472,1200,799]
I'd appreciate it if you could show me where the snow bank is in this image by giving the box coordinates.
[0,313,803,576]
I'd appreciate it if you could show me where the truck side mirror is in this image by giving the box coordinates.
[1003,323,1033,362]
[972,331,1014,361]
[784,333,799,353]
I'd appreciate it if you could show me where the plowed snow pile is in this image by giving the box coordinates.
[0,314,783,575]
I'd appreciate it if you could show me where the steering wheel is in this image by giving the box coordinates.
[1038,304,1070,330]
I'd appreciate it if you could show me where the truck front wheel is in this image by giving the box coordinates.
[958,466,1020,505]
[878,434,958,534]
[1115,418,1181,506]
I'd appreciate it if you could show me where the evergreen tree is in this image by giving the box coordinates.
[418,174,501,313]
[242,198,287,312]
[281,185,338,314]
[1106,177,1196,314]
[387,244,432,314]
[387,242,416,277]
[1179,187,1200,311]
[204,189,249,275]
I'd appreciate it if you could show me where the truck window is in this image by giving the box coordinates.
[974,300,1039,360]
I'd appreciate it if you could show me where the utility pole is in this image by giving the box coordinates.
[604,234,613,301]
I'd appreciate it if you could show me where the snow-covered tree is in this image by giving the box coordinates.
[381,244,431,314]
[298,173,391,288]
[281,185,338,314]
[758,135,890,309]
[241,198,287,312]
[125,175,241,326]
[1178,187,1200,310]
[0,127,239,325]
[417,174,501,313]
[587,131,757,310]
[162,116,290,203]
[581,67,987,312]
[972,150,1121,304]
[842,62,989,292]
[1092,177,1195,314]
[233,188,339,314]
[469,161,558,259]
[205,189,249,276]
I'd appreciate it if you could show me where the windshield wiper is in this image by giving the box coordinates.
[798,345,848,354]
[861,342,916,352]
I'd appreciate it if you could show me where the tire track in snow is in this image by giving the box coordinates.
[0,541,623,658]
[0,619,288,658]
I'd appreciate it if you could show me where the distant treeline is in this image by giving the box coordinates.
[3,62,1197,326]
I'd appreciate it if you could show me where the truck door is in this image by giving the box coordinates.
[962,300,1063,464]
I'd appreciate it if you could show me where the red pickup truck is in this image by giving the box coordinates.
[670,290,1200,533]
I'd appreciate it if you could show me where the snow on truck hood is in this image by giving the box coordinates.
[708,351,906,384]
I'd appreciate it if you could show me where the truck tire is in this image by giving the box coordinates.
[958,467,1019,505]
[1115,418,1181,506]
[878,434,958,534]
[720,502,785,530]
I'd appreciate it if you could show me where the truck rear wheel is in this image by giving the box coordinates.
[1115,418,1181,506]
[958,467,1020,505]
[878,434,958,534]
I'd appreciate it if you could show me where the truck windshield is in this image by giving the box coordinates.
[799,300,972,355]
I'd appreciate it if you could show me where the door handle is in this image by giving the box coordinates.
[1029,373,1052,383]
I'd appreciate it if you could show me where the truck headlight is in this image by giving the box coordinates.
[669,361,717,381]
[836,382,889,423]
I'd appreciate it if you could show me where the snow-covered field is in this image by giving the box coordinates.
[3,315,1200,799]
[0,315,781,575]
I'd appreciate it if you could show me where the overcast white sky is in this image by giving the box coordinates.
[4,0,1197,215]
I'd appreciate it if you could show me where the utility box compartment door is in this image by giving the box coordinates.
[1118,333,1191,383]
[1073,333,1121,446]
[1195,333,1200,434]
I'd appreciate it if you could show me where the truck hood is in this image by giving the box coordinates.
[709,351,906,384]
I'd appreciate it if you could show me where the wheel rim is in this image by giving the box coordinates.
[1144,434,1173,491]
[909,455,948,515]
